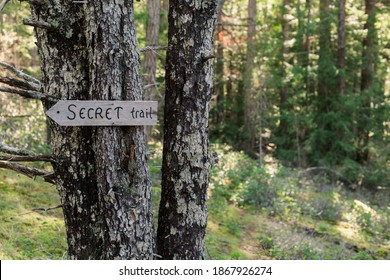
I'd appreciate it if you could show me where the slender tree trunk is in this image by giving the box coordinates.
[313,0,336,161]
[243,0,257,153]
[357,0,377,163]
[337,0,346,95]
[304,0,313,101]
[278,0,291,138]
[143,0,160,100]
[215,8,225,128]
[157,0,222,259]
[143,0,161,140]
[317,0,334,114]
[336,0,346,144]
[30,0,154,259]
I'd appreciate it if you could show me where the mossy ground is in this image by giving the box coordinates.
[0,143,388,259]
[0,169,66,259]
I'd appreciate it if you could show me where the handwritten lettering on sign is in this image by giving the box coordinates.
[46,101,158,126]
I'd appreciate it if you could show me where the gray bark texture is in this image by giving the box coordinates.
[156,0,222,259]
[29,0,154,259]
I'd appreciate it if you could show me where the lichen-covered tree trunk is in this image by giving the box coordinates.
[156,0,222,259]
[30,0,153,259]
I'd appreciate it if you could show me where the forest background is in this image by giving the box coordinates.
[0,0,389,259]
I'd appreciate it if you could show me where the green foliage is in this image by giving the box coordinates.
[210,145,276,211]
[306,192,343,222]
[208,146,389,260]
[236,167,274,210]
[353,250,374,260]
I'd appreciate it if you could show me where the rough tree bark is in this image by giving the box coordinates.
[156,0,222,259]
[27,0,153,259]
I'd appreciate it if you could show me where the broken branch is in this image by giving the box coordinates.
[0,86,46,100]
[0,143,35,156]
[0,161,56,184]
[32,205,63,212]
[22,18,53,30]
[0,76,41,92]
[139,46,167,52]
[20,0,47,6]
[0,0,11,13]
[0,61,41,86]
[0,155,54,162]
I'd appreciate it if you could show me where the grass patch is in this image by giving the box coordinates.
[1,142,389,259]
[0,170,66,259]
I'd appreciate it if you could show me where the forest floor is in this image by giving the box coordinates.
[0,144,389,260]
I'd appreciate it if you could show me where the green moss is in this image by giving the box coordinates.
[0,170,66,259]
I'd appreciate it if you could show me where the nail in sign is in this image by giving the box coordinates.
[46,100,158,126]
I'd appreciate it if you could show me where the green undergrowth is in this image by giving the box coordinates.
[206,144,389,260]
[0,169,66,259]
[0,142,389,259]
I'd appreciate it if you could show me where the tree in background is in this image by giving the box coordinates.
[337,0,346,96]
[143,0,161,140]
[357,0,377,163]
[242,0,257,153]
[143,0,160,101]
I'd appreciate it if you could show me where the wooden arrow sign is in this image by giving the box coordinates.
[46,100,158,126]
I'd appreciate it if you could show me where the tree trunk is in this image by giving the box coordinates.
[313,0,336,160]
[215,8,225,129]
[30,0,154,259]
[336,0,346,145]
[156,0,222,259]
[143,0,160,101]
[337,0,346,95]
[304,0,313,101]
[317,0,334,115]
[143,0,161,140]
[357,0,377,163]
[278,0,291,140]
[243,0,257,153]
